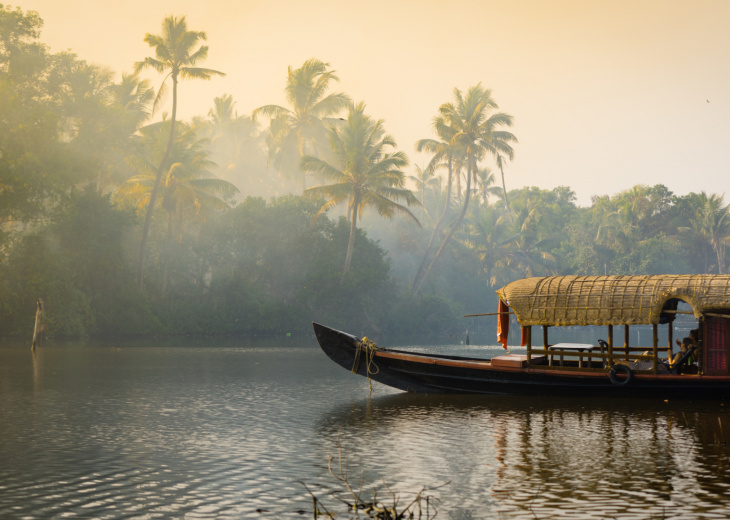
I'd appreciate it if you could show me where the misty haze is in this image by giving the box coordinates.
[2,2,730,519]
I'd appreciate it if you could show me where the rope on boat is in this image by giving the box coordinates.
[353,337,380,395]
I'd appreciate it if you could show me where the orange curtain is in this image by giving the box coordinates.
[497,299,509,349]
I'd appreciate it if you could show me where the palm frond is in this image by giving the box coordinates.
[184,45,209,67]
[134,56,166,75]
[179,66,225,80]
[310,92,351,118]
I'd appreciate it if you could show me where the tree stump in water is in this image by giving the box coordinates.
[31,299,44,350]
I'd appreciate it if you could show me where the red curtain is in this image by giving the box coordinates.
[497,299,509,349]
[706,317,728,374]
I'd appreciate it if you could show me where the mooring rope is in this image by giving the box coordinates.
[352,337,380,395]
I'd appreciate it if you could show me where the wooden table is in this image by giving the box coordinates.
[548,343,598,368]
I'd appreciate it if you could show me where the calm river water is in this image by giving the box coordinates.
[2,335,730,519]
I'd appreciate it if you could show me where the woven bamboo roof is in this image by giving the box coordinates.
[496,275,730,326]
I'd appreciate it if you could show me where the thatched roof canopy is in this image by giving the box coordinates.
[497,275,730,327]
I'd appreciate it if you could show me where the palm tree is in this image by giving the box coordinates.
[413,84,516,293]
[120,121,238,232]
[301,102,420,281]
[496,154,511,212]
[111,72,155,127]
[116,120,238,295]
[412,122,463,289]
[408,164,440,223]
[474,166,501,205]
[252,58,350,191]
[133,15,225,289]
[194,94,274,196]
[503,198,558,278]
[457,205,514,287]
[207,93,236,126]
[679,192,730,273]
[56,63,139,191]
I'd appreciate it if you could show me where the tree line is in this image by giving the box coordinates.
[1,7,729,339]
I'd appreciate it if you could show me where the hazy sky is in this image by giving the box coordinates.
[13,0,730,206]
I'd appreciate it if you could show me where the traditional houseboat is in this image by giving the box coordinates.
[313,275,730,398]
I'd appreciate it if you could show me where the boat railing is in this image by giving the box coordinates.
[527,345,661,371]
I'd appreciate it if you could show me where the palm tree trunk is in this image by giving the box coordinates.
[342,200,359,283]
[498,157,510,212]
[161,211,174,298]
[137,75,178,290]
[298,138,307,193]
[715,241,726,274]
[415,159,473,294]
[421,183,426,222]
[413,156,453,289]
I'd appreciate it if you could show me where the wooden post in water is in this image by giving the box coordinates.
[31,299,44,351]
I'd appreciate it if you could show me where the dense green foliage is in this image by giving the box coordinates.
[2,5,729,339]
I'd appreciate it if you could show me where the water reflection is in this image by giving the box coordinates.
[1,341,330,519]
[3,340,730,519]
[317,394,730,519]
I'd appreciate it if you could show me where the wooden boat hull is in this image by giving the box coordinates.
[313,322,730,399]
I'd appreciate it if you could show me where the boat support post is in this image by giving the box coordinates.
[608,325,614,366]
[653,324,659,374]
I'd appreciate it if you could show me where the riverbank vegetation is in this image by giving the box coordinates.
[301,437,445,519]
[2,6,729,339]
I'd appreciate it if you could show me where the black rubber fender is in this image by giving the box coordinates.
[609,364,633,386]
[608,365,634,386]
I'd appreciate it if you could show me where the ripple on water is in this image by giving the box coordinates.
[2,343,730,519]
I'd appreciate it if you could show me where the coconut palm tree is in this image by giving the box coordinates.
[116,120,238,295]
[111,72,155,127]
[194,94,274,196]
[503,198,558,278]
[207,93,236,126]
[120,121,237,233]
[474,166,502,206]
[412,122,469,290]
[408,164,440,223]
[252,58,350,191]
[413,84,516,294]
[133,15,225,289]
[679,192,730,274]
[457,205,514,287]
[496,154,511,212]
[301,102,420,281]
[55,63,140,191]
